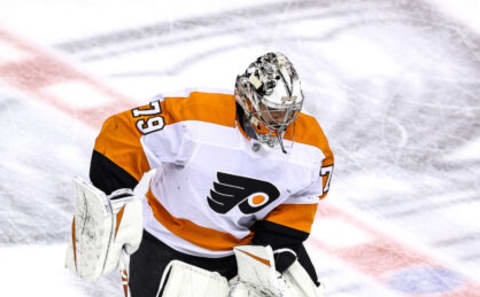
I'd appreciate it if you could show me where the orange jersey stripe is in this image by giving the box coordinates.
[285,112,334,164]
[94,111,150,182]
[264,204,318,233]
[93,92,236,182]
[160,92,236,127]
[285,112,334,200]
[94,92,332,185]
[146,189,253,251]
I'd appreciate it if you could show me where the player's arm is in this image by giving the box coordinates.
[67,101,166,282]
[251,203,318,282]
[90,107,153,194]
[253,123,335,262]
[251,149,334,283]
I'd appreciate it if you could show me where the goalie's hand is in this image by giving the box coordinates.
[65,178,143,282]
[273,248,297,273]
[232,245,324,297]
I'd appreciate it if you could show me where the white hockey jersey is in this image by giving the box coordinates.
[93,92,334,258]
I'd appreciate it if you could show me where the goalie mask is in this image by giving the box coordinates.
[235,52,304,152]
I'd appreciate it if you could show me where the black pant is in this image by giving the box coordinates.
[129,231,318,297]
[129,231,238,297]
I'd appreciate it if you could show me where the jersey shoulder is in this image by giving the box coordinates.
[99,91,237,136]
[285,112,334,164]
[162,92,237,128]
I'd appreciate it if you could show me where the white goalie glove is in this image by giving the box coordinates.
[230,245,325,297]
[65,177,143,282]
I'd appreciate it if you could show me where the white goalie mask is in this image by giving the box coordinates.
[235,52,304,152]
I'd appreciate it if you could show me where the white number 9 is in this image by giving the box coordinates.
[132,101,165,135]
[136,116,165,134]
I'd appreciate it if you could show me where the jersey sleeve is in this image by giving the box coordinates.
[90,108,152,195]
[252,119,334,249]
[90,96,186,195]
[290,144,334,202]
[90,93,235,195]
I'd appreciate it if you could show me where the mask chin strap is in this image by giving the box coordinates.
[277,121,296,154]
[277,133,287,154]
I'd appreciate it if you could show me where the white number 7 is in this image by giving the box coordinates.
[132,101,161,117]
[320,165,333,193]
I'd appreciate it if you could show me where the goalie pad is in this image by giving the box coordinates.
[65,177,143,282]
[156,260,229,297]
[231,245,324,297]
[283,260,325,297]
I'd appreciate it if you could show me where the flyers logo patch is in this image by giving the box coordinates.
[207,172,280,214]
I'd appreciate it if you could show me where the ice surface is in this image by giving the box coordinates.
[0,0,479,296]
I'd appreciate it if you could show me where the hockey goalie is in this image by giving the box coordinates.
[66,52,334,297]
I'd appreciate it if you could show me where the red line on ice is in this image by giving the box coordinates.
[0,28,133,129]
[311,203,480,296]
